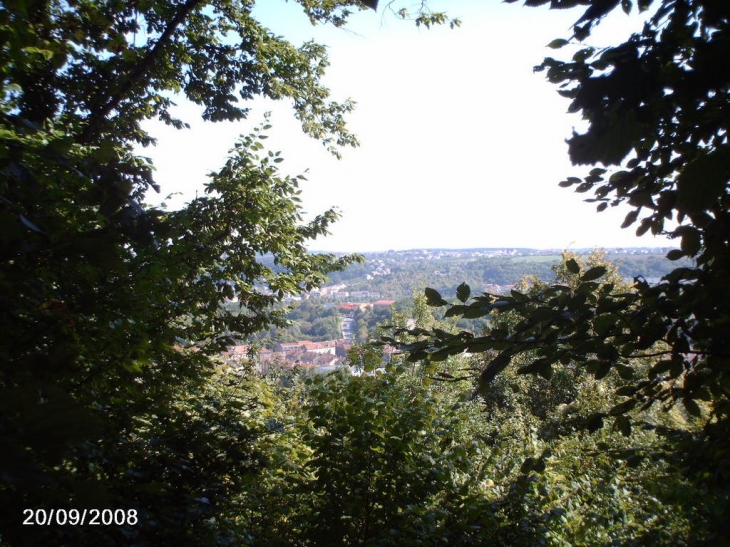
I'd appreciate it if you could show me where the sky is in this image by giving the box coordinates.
[144,0,672,253]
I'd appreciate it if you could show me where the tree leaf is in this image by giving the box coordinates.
[609,399,637,416]
[518,359,553,379]
[586,413,605,433]
[614,362,634,380]
[678,227,702,256]
[593,361,612,380]
[613,415,632,436]
[615,385,637,396]
[568,111,642,166]
[443,305,468,318]
[424,287,448,307]
[676,146,730,214]
[666,249,685,261]
[547,38,570,49]
[581,265,607,282]
[456,282,471,303]
[621,209,639,229]
[566,258,581,274]
[682,398,702,417]
[19,214,44,233]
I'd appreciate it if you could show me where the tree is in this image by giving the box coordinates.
[241,369,503,546]
[392,0,730,531]
[281,286,709,545]
[0,0,374,543]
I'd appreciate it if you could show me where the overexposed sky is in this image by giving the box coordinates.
[144,0,670,252]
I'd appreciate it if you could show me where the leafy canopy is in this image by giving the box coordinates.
[0,0,381,542]
[395,0,730,484]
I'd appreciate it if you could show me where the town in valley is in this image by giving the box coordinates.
[223,246,686,373]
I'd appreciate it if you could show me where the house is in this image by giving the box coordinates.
[338,303,371,312]
[224,338,354,375]
[222,344,249,365]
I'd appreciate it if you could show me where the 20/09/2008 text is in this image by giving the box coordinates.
[22,509,138,526]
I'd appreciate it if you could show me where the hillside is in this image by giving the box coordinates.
[324,247,690,300]
[252,247,691,345]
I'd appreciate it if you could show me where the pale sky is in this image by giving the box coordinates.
[144,0,672,252]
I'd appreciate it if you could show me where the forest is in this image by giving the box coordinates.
[326,248,693,297]
[1,1,729,546]
[254,248,691,345]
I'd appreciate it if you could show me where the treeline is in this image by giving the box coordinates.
[204,253,724,546]
[249,253,692,345]
[244,300,396,345]
[328,252,692,300]
[247,300,344,344]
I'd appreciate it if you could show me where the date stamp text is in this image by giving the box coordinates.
[22,509,138,526]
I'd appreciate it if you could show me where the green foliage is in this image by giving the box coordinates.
[474,369,699,545]
[396,156,730,540]
[6,0,730,544]
[0,0,363,542]
[526,1,730,466]
[393,2,461,30]
[90,367,277,546]
[536,1,730,494]
[248,298,346,344]
[397,2,730,516]
[248,285,715,545]
[327,249,689,301]
[370,282,720,545]
[241,369,500,546]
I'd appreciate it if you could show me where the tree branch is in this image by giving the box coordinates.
[81,0,206,142]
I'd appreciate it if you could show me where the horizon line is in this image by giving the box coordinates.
[310,245,678,254]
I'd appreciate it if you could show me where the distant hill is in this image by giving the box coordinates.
[324,247,689,300]
[246,248,690,345]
